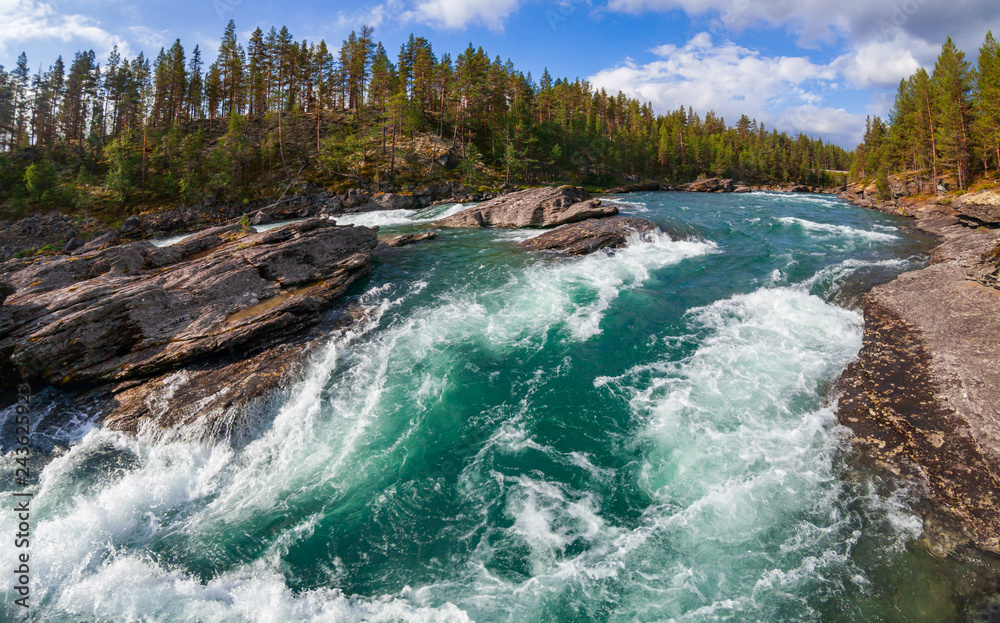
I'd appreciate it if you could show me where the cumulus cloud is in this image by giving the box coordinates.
[587,33,878,146]
[777,105,867,147]
[334,0,406,31]
[590,34,833,121]
[0,0,127,56]
[406,0,522,31]
[603,0,1000,53]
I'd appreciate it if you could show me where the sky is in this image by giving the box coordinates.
[1,0,999,148]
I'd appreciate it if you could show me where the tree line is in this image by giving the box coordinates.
[853,32,1000,192]
[0,21,850,216]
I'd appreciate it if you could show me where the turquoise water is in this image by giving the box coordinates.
[2,191,977,621]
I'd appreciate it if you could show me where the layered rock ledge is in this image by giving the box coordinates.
[434,186,617,228]
[0,218,377,439]
[519,216,660,255]
[836,197,1000,552]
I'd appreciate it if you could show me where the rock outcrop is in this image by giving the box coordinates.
[434,186,616,229]
[953,190,1000,226]
[836,212,1000,553]
[378,232,438,249]
[0,219,377,397]
[519,216,660,255]
[676,178,734,193]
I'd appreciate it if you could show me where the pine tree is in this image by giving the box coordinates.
[932,37,975,189]
[973,31,1000,171]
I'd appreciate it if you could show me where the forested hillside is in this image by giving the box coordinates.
[0,22,849,220]
[853,32,1000,194]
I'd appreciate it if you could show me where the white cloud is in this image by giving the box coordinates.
[603,0,1000,53]
[590,34,834,121]
[406,0,522,31]
[831,34,935,88]
[128,26,168,51]
[0,0,128,57]
[333,0,406,31]
[588,33,876,146]
[777,105,867,147]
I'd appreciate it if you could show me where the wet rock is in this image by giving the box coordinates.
[374,193,421,211]
[836,219,1000,553]
[676,178,734,193]
[0,219,377,391]
[434,186,616,229]
[519,216,660,255]
[251,211,272,226]
[378,232,438,249]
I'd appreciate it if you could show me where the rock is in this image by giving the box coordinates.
[677,178,734,193]
[734,186,753,193]
[519,216,660,255]
[374,193,421,211]
[836,215,1000,554]
[378,232,438,249]
[120,215,142,233]
[0,219,378,392]
[0,281,13,306]
[788,185,811,193]
[251,211,272,226]
[608,181,664,194]
[953,190,1000,226]
[78,232,120,254]
[63,237,84,253]
[344,190,373,211]
[434,186,617,229]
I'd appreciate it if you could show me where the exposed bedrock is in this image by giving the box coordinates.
[434,186,617,228]
[519,216,660,255]
[836,217,1000,552]
[0,219,377,438]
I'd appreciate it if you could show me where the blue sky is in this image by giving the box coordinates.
[2,0,999,147]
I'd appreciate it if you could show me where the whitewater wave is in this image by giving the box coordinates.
[335,203,468,228]
[777,216,898,242]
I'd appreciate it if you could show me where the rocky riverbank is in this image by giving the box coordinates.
[0,218,378,442]
[0,181,501,263]
[0,185,661,442]
[835,183,1000,555]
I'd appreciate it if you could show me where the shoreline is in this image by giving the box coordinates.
[833,184,1000,558]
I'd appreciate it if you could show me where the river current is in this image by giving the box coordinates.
[2,191,987,621]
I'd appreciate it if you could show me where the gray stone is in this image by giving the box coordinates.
[519,216,660,255]
[953,190,1000,225]
[434,186,617,229]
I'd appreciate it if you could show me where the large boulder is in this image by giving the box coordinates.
[677,178,734,193]
[374,193,421,211]
[953,190,1000,225]
[519,216,660,255]
[0,218,377,390]
[434,186,616,229]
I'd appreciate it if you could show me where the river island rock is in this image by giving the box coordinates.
[519,216,660,255]
[434,186,617,229]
